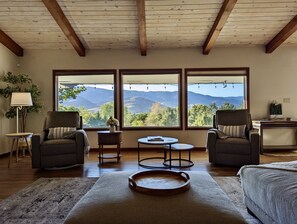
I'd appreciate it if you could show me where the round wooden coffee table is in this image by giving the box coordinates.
[138,136,178,169]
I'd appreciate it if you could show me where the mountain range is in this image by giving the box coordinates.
[62,87,243,113]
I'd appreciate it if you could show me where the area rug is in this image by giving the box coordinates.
[213,176,261,224]
[0,175,260,224]
[0,177,97,224]
[263,150,297,157]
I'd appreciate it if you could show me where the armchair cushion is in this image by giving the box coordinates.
[48,127,76,139]
[216,138,251,155]
[41,139,77,155]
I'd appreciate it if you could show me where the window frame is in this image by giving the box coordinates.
[53,69,117,130]
[185,67,250,130]
[119,69,183,130]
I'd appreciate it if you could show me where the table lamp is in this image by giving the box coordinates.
[10,92,33,133]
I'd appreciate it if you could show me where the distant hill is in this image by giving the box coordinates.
[61,87,243,113]
[62,87,114,110]
[124,90,179,108]
[125,96,165,114]
[187,91,243,108]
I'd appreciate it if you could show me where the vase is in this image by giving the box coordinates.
[109,125,116,132]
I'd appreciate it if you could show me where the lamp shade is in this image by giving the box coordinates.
[11,92,33,106]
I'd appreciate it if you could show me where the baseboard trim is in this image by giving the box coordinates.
[90,147,206,152]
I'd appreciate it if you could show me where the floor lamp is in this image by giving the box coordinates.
[10,92,33,133]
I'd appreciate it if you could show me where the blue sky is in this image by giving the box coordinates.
[188,83,243,97]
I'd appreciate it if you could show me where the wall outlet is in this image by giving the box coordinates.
[283,98,290,103]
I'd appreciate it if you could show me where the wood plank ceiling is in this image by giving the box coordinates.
[0,0,297,57]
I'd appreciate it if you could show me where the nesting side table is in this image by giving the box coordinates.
[164,143,194,168]
[6,132,33,168]
[97,131,122,164]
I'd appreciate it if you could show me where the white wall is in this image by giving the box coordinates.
[0,45,21,154]
[16,46,297,149]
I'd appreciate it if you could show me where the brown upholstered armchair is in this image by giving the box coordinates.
[207,109,260,166]
[32,111,85,169]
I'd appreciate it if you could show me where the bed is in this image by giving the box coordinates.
[238,161,297,224]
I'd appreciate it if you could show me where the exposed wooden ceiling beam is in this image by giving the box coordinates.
[202,0,237,55]
[266,15,297,54]
[136,0,147,56]
[42,0,85,57]
[0,29,23,57]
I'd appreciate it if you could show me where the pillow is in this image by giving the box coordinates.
[48,127,76,139]
[218,125,246,139]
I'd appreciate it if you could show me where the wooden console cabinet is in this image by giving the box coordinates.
[253,120,297,154]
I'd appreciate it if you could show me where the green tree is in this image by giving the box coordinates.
[188,104,213,126]
[123,106,134,127]
[99,102,114,121]
[59,105,97,128]
[131,113,148,126]
[209,103,218,114]
[0,72,42,131]
[219,102,236,110]
[58,85,86,103]
[159,107,178,126]
[146,103,164,126]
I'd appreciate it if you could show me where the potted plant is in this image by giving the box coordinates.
[106,116,119,132]
[0,72,42,132]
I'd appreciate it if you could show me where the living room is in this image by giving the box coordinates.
[1,47,297,151]
[1,0,297,223]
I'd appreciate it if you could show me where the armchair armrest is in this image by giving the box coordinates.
[31,132,46,168]
[32,132,46,145]
[75,131,86,164]
[208,129,218,141]
[249,129,259,141]
[207,129,218,162]
[248,129,260,164]
[75,131,84,147]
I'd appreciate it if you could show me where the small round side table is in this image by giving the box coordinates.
[6,132,33,168]
[163,143,194,168]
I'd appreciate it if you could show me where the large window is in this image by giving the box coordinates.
[54,70,116,129]
[120,69,182,129]
[185,68,249,129]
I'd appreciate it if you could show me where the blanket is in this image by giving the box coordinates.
[63,129,90,153]
[238,160,297,175]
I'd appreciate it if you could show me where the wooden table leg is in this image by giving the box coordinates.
[8,138,16,168]
[117,143,121,163]
[16,138,20,162]
[179,151,181,168]
[98,145,103,164]
[24,137,32,157]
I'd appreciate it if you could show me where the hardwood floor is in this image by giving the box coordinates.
[1,149,297,202]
